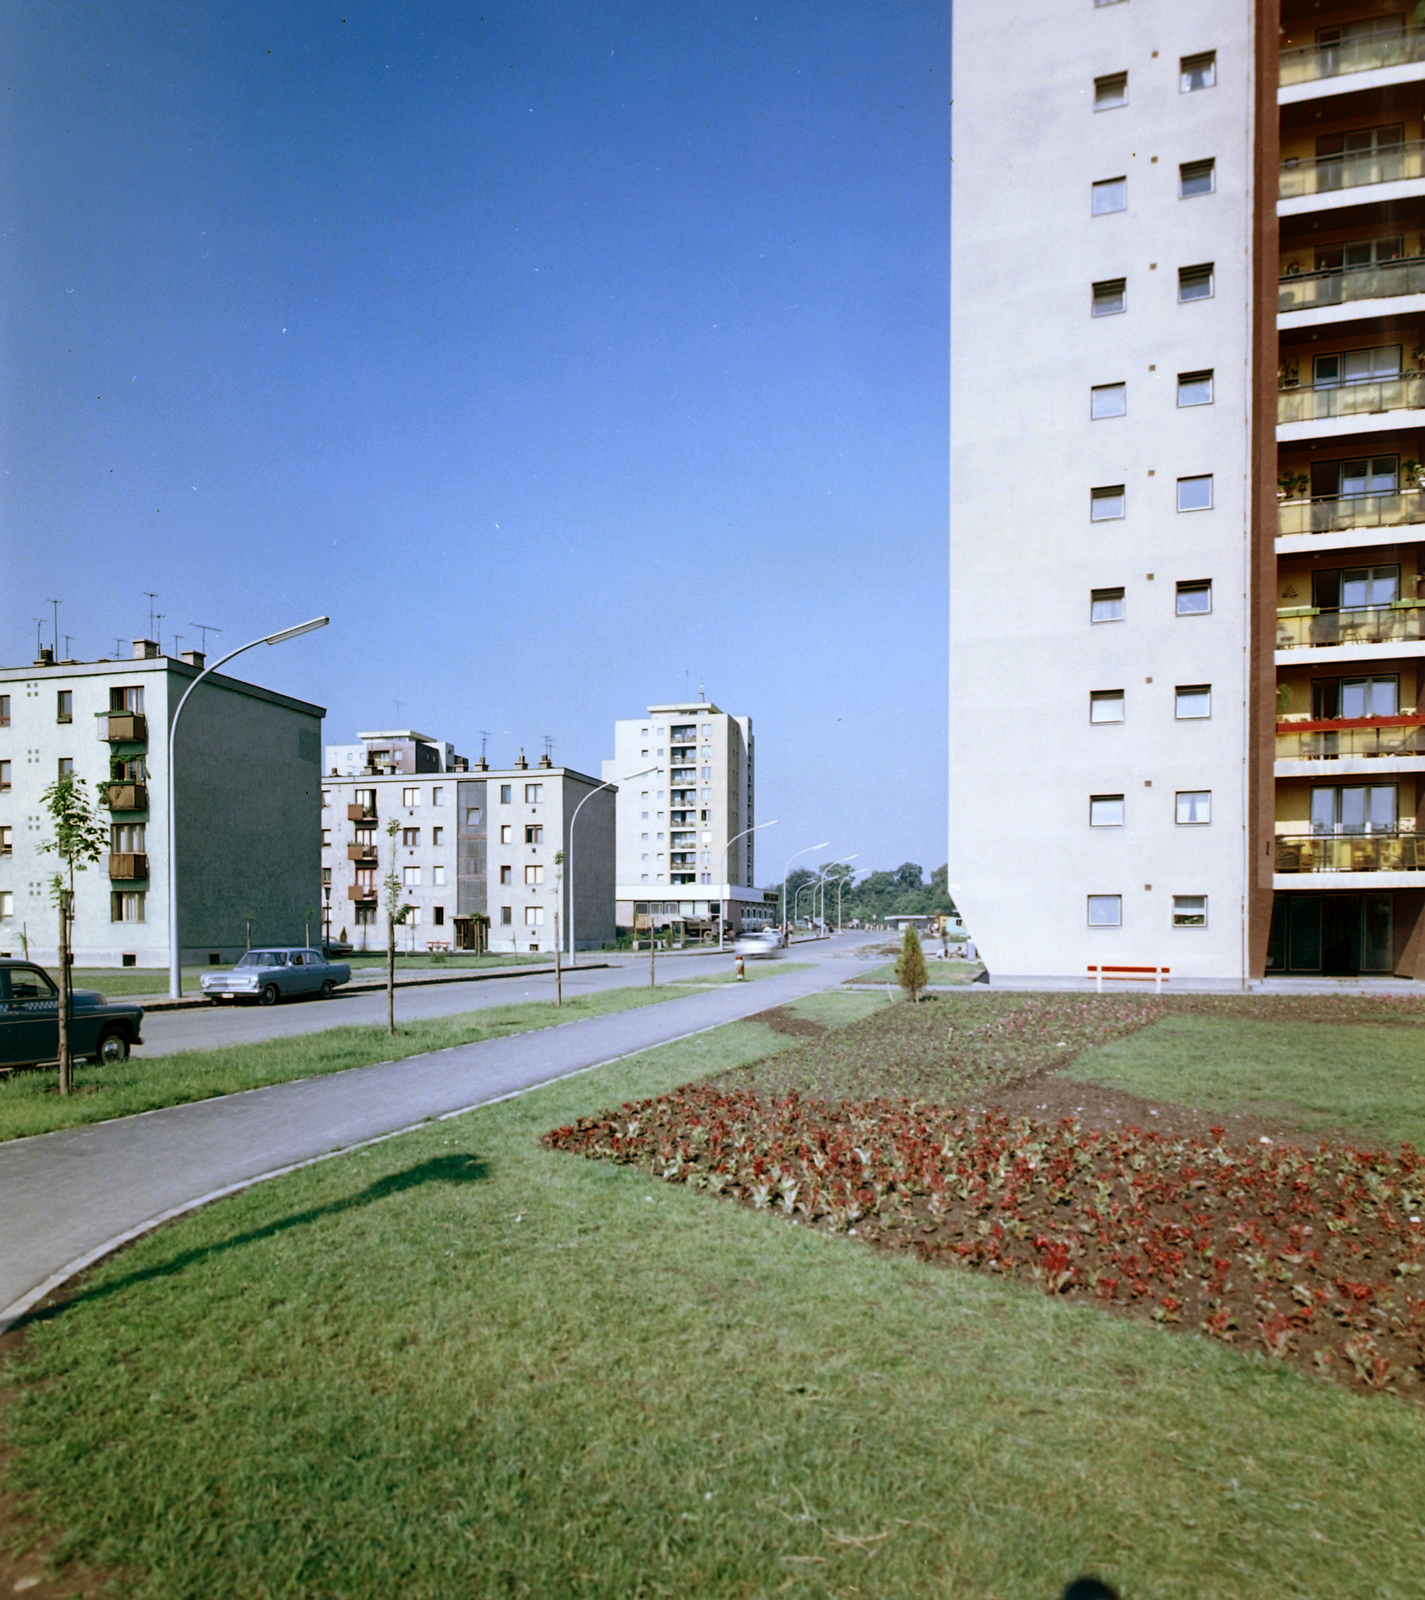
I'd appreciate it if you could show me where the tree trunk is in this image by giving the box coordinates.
[57,891,73,1096]
[387,916,396,1034]
[554,912,562,1007]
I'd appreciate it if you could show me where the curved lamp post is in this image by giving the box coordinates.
[780,841,828,939]
[819,855,857,939]
[716,819,777,951]
[566,764,657,965]
[167,616,329,997]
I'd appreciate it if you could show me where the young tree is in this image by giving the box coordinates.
[39,775,108,1094]
[894,922,929,1004]
[553,849,565,1007]
[383,819,411,1034]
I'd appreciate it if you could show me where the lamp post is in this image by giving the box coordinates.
[566,764,656,966]
[166,615,329,997]
[780,841,828,941]
[793,879,816,928]
[835,863,859,933]
[717,818,777,951]
[820,855,857,939]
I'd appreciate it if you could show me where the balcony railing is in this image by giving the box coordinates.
[105,782,149,811]
[347,803,376,823]
[1278,374,1425,424]
[347,844,378,862]
[1275,832,1425,872]
[1279,27,1425,87]
[99,712,148,743]
[1275,716,1425,759]
[1280,140,1425,201]
[1277,489,1425,536]
[348,882,377,902]
[1279,256,1425,312]
[1276,602,1425,649]
[108,852,149,881]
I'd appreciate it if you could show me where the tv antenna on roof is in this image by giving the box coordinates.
[47,600,60,654]
[33,620,44,655]
[144,592,158,637]
[190,623,221,652]
[542,734,555,760]
[477,730,490,762]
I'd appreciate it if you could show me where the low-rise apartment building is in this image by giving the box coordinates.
[1,640,324,966]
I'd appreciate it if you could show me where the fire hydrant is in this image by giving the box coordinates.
[735,954,746,981]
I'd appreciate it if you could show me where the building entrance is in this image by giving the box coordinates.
[1266,892,1393,974]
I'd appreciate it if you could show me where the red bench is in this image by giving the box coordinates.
[1087,963,1170,992]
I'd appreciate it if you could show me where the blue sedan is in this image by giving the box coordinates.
[200,948,352,1006]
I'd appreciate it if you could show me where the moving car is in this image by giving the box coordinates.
[0,960,144,1070]
[733,928,784,959]
[200,947,352,1006]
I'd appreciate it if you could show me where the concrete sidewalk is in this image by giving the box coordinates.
[0,953,869,1330]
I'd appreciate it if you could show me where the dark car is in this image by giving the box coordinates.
[0,960,144,1070]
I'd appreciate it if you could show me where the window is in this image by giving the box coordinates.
[500,865,512,884]
[1177,475,1213,511]
[525,783,543,802]
[1087,895,1122,928]
[1176,684,1212,718]
[1093,177,1127,215]
[1094,72,1127,110]
[1173,895,1208,927]
[403,787,419,807]
[432,826,444,845]
[321,790,330,808]
[1091,485,1126,521]
[0,761,10,790]
[1313,675,1398,719]
[465,808,481,826]
[355,904,377,926]
[111,890,146,923]
[1091,587,1125,623]
[1179,263,1214,301]
[57,758,74,778]
[1092,278,1126,317]
[1178,370,1213,406]
[403,865,421,886]
[407,906,421,927]
[1177,579,1212,614]
[1091,383,1127,419]
[1179,159,1216,198]
[56,691,72,723]
[322,867,331,885]
[500,906,513,925]
[434,905,445,926]
[525,906,545,926]
[354,788,376,817]
[523,824,543,845]
[1090,795,1125,827]
[1177,791,1211,824]
[500,784,512,804]
[0,826,10,855]
[1181,51,1216,91]
[1311,784,1397,835]
[1313,345,1400,389]
[0,892,10,919]
[402,828,419,846]
[110,686,143,713]
[321,828,331,847]
[432,865,446,886]
[525,864,544,884]
[500,825,513,844]
[432,786,444,805]
[1090,690,1125,723]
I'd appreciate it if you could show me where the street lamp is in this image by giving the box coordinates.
[819,855,857,939]
[834,862,860,933]
[566,764,657,965]
[166,615,329,997]
[717,819,778,950]
[780,841,828,939]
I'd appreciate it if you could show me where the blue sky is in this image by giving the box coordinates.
[2,1,948,880]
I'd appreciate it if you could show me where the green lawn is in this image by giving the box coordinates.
[68,968,216,998]
[6,993,1425,1598]
[1066,1013,1425,1149]
[849,957,985,987]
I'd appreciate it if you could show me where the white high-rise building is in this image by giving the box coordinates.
[952,0,1425,981]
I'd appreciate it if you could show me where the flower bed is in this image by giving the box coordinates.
[545,1088,1425,1399]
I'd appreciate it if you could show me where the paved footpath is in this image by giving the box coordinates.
[0,945,873,1329]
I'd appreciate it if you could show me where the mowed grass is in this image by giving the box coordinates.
[5,993,1425,1599]
[1066,1013,1425,1148]
[0,976,795,1145]
[850,958,985,987]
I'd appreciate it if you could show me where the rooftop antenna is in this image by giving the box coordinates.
[62,634,75,659]
[113,639,126,659]
[172,633,183,657]
[477,730,490,762]
[699,679,705,701]
[144,592,158,637]
[190,623,221,652]
[393,698,402,725]
[47,600,60,654]
[155,614,164,652]
[542,734,555,760]
[33,620,44,656]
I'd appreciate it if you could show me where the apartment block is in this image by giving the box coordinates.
[1,640,324,966]
[951,0,1425,981]
[321,734,615,953]
[603,700,771,935]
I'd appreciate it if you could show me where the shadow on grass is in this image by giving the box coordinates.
[18,1152,489,1331]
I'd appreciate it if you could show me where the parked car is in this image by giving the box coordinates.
[0,960,144,1070]
[733,928,784,959]
[200,947,352,1006]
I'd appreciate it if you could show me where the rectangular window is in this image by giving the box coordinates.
[465,808,481,826]
[1181,51,1216,91]
[1176,684,1212,719]
[1090,795,1125,827]
[1092,278,1126,317]
[0,761,10,790]
[110,686,144,713]
[525,864,544,884]
[0,892,11,919]
[111,890,146,923]
[1339,565,1400,608]
[499,784,512,804]
[403,865,421,886]
[525,783,543,802]
[524,905,545,926]
[1178,370,1214,406]
[1090,690,1125,723]
[57,758,74,778]
[1091,383,1127,419]
[1173,895,1208,927]
[1091,587,1125,623]
[1179,158,1216,198]
[0,825,11,855]
[1094,72,1128,110]
[525,825,544,844]
[1179,263,1214,301]
[1176,579,1212,614]
[500,825,513,844]
[1313,345,1401,389]
[402,787,419,807]
[1176,791,1211,824]
[1091,485,1126,521]
[1087,895,1122,928]
[321,828,331,847]
[500,865,513,884]
[1177,475,1213,511]
[322,867,331,884]
[321,790,330,808]
[432,786,443,805]
[56,690,73,723]
[407,906,421,927]
[1093,177,1127,215]
[1311,783,1397,835]
[500,906,513,925]
[355,904,377,926]
[431,826,444,845]
[0,695,9,726]
[402,827,419,846]
[432,865,446,886]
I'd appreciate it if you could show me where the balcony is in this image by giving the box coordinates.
[1276,602,1425,650]
[347,844,378,863]
[1275,716,1425,759]
[1280,28,1425,88]
[100,712,148,743]
[348,883,377,902]
[1278,374,1425,426]
[1275,832,1424,872]
[347,803,376,823]
[108,853,149,881]
[1278,489,1425,538]
[105,782,149,811]
[1280,140,1425,202]
[1279,256,1425,314]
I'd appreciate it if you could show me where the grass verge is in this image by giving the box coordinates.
[848,958,985,987]
[4,989,1423,1599]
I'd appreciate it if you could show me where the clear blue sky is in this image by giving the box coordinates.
[2,1,948,882]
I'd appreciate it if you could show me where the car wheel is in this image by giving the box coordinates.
[97,1030,130,1065]
[320,979,334,1000]
[260,983,280,1006]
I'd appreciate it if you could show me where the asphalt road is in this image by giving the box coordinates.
[0,938,878,1329]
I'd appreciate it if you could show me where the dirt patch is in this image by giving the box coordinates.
[749,1005,828,1039]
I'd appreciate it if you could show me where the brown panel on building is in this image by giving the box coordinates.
[1394,889,1425,979]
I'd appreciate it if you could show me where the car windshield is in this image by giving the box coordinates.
[237,951,287,968]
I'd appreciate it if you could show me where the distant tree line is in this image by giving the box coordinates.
[773,862,955,924]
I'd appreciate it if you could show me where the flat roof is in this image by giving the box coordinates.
[0,656,324,717]
[354,729,440,742]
